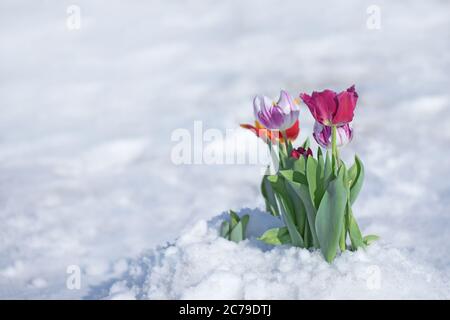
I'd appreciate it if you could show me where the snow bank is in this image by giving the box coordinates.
[98,209,450,300]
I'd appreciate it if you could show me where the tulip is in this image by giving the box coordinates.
[300,85,358,126]
[253,90,300,131]
[290,147,313,159]
[240,120,300,143]
[313,122,353,149]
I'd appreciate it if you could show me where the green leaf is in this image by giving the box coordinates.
[278,169,308,242]
[276,193,304,247]
[306,157,318,206]
[241,214,249,233]
[220,220,230,238]
[269,173,304,247]
[229,221,244,243]
[303,220,311,248]
[317,148,324,171]
[229,210,240,227]
[315,167,348,262]
[261,174,280,216]
[306,156,326,209]
[346,204,365,250]
[278,144,289,169]
[221,212,249,243]
[302,137,310,149]
[285,179,307,235]
[363,234,380,245]
[281,171,319,248]
[293,155,307,174]
[258,227,291,245]
[283,156,296,170]
[348,155,365,205]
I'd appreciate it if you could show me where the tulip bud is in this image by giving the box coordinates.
[313,122,353,149]
[290,147,313,159]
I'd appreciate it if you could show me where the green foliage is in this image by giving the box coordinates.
[258,227,291,245]
[261,170,279,216]
[257,138,378,263]
[348,155,364,205]
[315,167,347,262]
[220,210,249,243]
[363,235,380,245]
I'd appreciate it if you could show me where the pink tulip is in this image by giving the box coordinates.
[300,85,358,126]
[253,90,300,131]
[313,122,353,149]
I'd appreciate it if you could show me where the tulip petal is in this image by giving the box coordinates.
[313,122,332,148]
[253,95,272,121]
[278,90,297,113]
[285,119,300,141]
[301,90,337,125]
[311,90,338,125]
[240,123,273,142]
[334,85,358,125]
[337,123,353,146]
[299,93,316,118]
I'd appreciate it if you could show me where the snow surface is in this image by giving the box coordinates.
[97,209,450,300]
[1,0,450,299]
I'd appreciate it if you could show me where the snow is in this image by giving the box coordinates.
[96,209,450,299]
[1,0,450,299]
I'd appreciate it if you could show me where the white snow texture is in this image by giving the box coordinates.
[101,210,450,300]
[1,0,450,299]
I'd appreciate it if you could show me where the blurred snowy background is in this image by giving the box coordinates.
[0,0,449,298]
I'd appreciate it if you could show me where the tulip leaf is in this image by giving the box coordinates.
[283,157,296,170]
[221,212,249,243]
[339,163,349,252]
[302,137,310,149]
[348,155,365,205]
[346,203,365,250]
[261,173,280,216]
[306,157,318,206]
[315,167,347,262]
[303,220,312,248]
[317,148,324,171]
[293,155,307,174]
[268,174,304,247]
[280,171,319,248]
[363,234,380,246]
[240,214,250,233]
[258,227,291,245]
[230,210,240,226]
[277,196,304,247]
[220,220,230,238]
[285,178,307,236]
[229,221,244,243]
[306,156,326,209]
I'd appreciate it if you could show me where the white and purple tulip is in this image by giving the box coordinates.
[253,90,300,131]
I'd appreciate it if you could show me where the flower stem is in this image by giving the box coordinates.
[282,131,289,154]
[331,125,338,174]
[267,140,279,174]
[280,131,290,169]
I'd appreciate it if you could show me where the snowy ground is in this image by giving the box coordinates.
[0,0,449,299]
[98,210,450,300]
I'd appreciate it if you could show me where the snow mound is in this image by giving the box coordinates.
[94,209,450,300]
